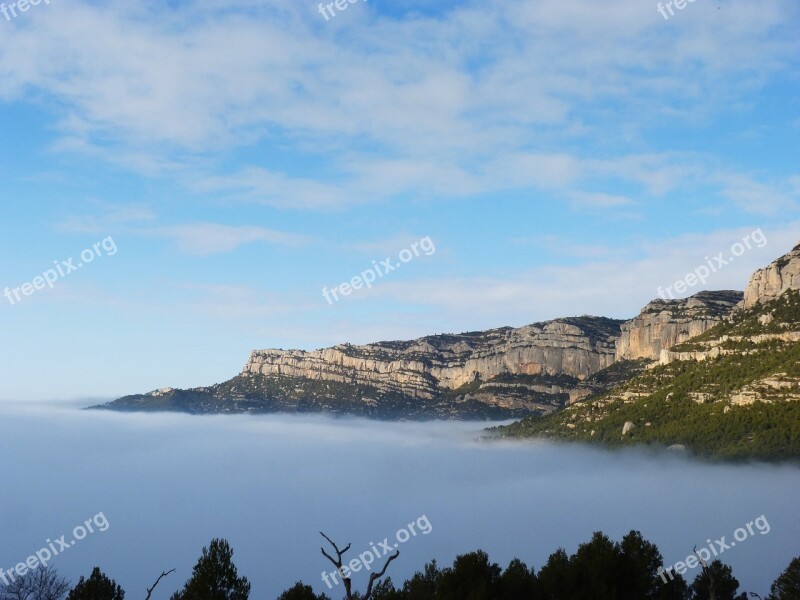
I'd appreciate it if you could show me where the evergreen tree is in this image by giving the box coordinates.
[767,557,800,600]
[276,582,330,600]
[435,550,501,600]
[617,530,688,600]
[170,539,250,600]
[573,531,627,599]
[498,558,537,600]
[690,561,742,600]
[67,568,124,600]
[365,579,403,600]
[402,561,441,600]
[537,548,575,599]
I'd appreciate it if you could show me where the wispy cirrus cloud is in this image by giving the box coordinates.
[57,206,311,255]
[1,0,797,214]
[152,223,312,256]
[58,203,158,233]
[362,223,800,330]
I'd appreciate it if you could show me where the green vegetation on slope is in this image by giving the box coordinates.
[494,292,800,461]
[673,289,800,350]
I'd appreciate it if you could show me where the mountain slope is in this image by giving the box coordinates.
[493,288,800,460]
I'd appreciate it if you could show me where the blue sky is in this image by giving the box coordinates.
[0,0,798,401]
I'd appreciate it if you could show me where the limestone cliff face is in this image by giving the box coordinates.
[741,243,800,309]
[615,291,743,361]
[243,317,622,400]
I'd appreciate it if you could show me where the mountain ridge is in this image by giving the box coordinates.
[96,242,800,435]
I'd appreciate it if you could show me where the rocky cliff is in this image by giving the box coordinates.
[243,317,622,400]
[615,291,743,361]
[98,316,624,419]
[98,242,800,422]
[741,243,800,309]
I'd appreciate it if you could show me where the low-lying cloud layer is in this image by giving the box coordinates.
[1,403,798,598]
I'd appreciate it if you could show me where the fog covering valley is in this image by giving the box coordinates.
[1,401,798,598]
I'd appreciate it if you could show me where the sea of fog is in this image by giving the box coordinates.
[1,401,798,598]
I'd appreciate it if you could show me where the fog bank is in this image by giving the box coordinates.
[1,402,798,598]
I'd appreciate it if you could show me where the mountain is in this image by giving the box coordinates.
[96,242,800,452]
[494,243,800,461]
[96,317,626,419]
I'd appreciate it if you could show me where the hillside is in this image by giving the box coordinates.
[493,289,800,461]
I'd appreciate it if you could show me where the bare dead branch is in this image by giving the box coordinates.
[320,532,351,557]
[363,550,400,600]
[320,532,353,599]
[144,569,176,600]
[693,546,708,569]
[321,547,338,567]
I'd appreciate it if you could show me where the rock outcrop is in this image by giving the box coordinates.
[741,243,800,309]
[243,317,623,400]
[615,291,743,361]
[658,331,800,366]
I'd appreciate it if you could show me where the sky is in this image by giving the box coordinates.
[0,0,799,401]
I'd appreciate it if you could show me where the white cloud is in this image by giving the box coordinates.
[152,223,312,256]
[0,0,796,214]
[714,173,800,215]
[193,168,355,211]
[354,222,800,328]
[58,203,157,233]
[58,207,311,255]
[570,192,636,209]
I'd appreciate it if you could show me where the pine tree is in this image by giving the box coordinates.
[67,568,124,600]
[767,557,800,600]
[170,539,250,600]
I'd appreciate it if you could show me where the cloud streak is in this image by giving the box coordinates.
[0,0,797,211]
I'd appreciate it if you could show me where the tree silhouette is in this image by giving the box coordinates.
[67,568,124,600]
[690,560,743,600]
[0,567,70,600]
[144,571,175,600]
[436,551,501,600]
[767,557,800,600]
[170,539,250,600]
[276,583,330,600]
[320,532,398,600]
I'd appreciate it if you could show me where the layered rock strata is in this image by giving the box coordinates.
[615,291,743,361]
[243,317,623,400]
[741,244,800,309]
